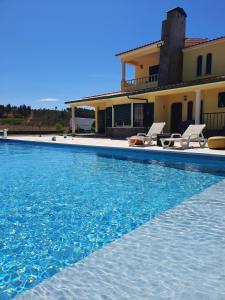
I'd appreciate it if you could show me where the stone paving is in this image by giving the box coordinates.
[6,134,225,157]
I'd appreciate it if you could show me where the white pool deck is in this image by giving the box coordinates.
[4,135,225,299]
[5,134,225,157]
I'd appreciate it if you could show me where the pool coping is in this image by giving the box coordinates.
[2,137,225,160]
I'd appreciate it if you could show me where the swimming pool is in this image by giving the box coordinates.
[0,141,225,299]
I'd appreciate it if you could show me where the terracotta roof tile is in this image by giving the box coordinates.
[184,36,225,49]
[115,38,208,57]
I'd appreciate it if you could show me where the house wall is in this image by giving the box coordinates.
[72,86,225,136]
[155,92,196,132]
[203,87,225,113]
[183,41,225,81]
[135,53,160,79]
[94,96,155,137]
[155,87,225,132]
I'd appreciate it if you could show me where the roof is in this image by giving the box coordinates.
[115,38,208,57]
[65,91,124,104]
[115,40,161,57]
[65,75,225,105]
[184,38,208,47]
[183,36,225,49]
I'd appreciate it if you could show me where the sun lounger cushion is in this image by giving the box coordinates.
[128,136,145,146]
[208,136,225,149]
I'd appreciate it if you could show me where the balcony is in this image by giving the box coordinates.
[121,74,158,92]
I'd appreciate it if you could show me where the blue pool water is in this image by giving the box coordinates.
[0,141,225,299]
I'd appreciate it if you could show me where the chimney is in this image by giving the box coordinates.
[158,7,187,86]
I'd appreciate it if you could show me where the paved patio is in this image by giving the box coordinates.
[6,134,225,157]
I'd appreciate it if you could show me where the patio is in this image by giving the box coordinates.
[6,135,225,157]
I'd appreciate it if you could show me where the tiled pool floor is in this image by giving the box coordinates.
[16,179,225,300]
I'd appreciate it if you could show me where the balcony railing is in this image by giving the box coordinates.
[122,74,158,91]
[202,112,225,130]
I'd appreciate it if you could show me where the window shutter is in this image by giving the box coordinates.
[196,55,202,76]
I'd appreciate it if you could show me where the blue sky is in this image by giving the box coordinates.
[0,0,225,109]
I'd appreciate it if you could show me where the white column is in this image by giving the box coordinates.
[195,90,201,124]
[131,103,134,127]
[95,107,98,133]
[122,62,126,82]
[71,106,76,134]
[112,106,114,128]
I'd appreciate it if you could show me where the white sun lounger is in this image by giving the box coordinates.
[128,122,166,146]
[0,129,8,139]
[160,124,207,149]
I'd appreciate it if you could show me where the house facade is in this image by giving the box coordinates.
[66,7,225,137]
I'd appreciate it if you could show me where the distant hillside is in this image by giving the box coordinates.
[0,104,94,132]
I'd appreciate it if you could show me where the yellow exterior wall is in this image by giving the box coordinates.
[154,87,225,132]
[70,85,225,133]
[154,95,168,130]
[155,92,196,132]
[183,41,225,81]
[135,53,160,79]
[203,87,225,113]
[97,96,155,109]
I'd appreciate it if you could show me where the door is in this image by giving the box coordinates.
[187,101,193,121]
[171,103,182,133]
[98,110,106,134]
[143,103,154,127]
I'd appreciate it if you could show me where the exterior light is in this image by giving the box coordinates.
[157,41,164,48]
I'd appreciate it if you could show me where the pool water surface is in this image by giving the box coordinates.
[0,141,224,299]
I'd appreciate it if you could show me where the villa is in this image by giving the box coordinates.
[2,6,225,300]
[66,7,225,137]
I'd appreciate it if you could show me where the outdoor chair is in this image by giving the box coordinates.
[128,122,166,146]
[160,124,207,149]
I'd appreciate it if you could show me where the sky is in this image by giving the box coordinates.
[0,0,225,110]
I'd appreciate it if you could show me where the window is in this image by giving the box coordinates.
[106,107,112,127]
[114,104,131,127]
[133,104,144,127]
[187,101,193,121]
[196,55,202,76]
[218,92,225,108]
[133,103,154,127]
[205,53,212,74]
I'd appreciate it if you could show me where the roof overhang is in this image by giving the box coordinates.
[183,36,225,52]
[116,41,161,60]
[66,76,225,106]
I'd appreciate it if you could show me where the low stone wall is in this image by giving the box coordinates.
[105,127,148,138]
[0,125,68,134]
